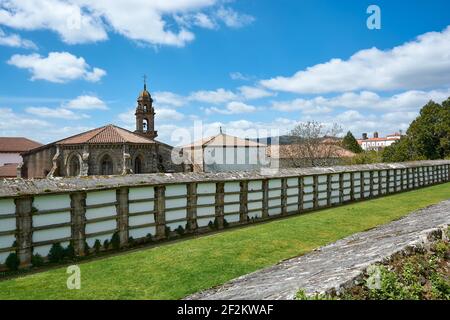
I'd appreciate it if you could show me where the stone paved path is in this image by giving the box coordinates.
[187,200,450,300]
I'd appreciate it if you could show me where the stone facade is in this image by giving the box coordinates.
[19,83,190,179]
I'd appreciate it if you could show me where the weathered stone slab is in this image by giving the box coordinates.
[187,200,450,300]
[0,160,448,199]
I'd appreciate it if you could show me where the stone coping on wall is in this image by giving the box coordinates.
[0,160,449,199]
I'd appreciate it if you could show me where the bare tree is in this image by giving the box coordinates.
[285,121,343,167]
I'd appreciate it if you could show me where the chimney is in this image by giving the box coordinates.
[362,133,368,140]
[373,132,379,138]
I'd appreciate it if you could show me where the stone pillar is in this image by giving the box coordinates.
[298,177,304,212]
[262,179,269,218]
[377,171,382,195]
[239,181,248,223]
[15,197,33,268]
[386,170,391,194]
[313,175,319,209]
[360,172,365,199]
[394,169,399,192]
[369,171,374,198]
[350,172,355,201]
[116,188,129,247]
[154,186,166,239]
[281,178,288,215]
[186,183,198,232]
[339,173,344,203]
[215,182,225,228]
[326,174,332,207]
[406,168,411,190]
[70,192,86,256]
[447,164,450,182]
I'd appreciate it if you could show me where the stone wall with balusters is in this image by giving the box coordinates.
[0,160,449,268]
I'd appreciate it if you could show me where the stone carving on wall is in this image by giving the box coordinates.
[47,146,60,178]
[122,145,133,175]
[80,145,90,176]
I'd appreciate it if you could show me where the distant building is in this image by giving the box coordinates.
[357,132,402,151]
[20,82,190,179]
[0,137,42,178]
[182,130,267,172]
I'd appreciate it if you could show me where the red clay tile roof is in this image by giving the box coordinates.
[57,124,155,145]
[0,137,42,153]
[0,163,18,178]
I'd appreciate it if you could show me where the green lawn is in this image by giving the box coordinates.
[1,183,449,300]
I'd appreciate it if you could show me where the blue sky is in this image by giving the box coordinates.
[0,0,449,145]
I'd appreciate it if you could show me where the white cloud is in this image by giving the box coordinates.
[7,51,106,83]
[261,26,450,94]
[0,1,253,47]
[64,95,108,110]
[0,0,108,44]
[205,101,257,115]
[230,72,251,81]
[271,98,333,114]
[238,86,274,100]
[0,27,37,49]
[216,6,255,28]
[25,106,89,119]
[0,107,50,130]
[176,12,217,30]
[189,88,237,104]
[271,89,450,113]
[154,91,185,107]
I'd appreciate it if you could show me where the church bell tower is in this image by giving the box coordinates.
[135,76,157,139]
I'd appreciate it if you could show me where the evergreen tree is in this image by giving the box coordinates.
[382,98,450,162]
[342,131,363,153]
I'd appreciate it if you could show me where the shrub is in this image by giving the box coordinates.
[208,221,214,230]
[223,219,229,228]
[146,233,153,242]
[176,225,185,236]
[93,239,102,254]
[5,252,20,271]
[84,241,90,256]
[103,239,109,250]
[165,226,171,238]
[48,243,65,263]
[31,253,45,268]
[128,236,136,247]
[64,242,75,260]
[111,232,121,250]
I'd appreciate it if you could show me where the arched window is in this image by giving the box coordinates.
[100,155,113,175]
[134,156,143,174]
[68,155,81,176]
[143,118,149,131]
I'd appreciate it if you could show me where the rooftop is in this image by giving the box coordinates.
[0,163,18,178]
[183,133,266,149]
[0,137,42,153]
[57,124,155,145]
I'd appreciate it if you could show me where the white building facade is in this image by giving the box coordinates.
[357,132,402,151]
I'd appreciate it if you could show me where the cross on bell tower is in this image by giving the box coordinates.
[135,75,158,139]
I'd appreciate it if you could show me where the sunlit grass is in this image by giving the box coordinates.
[0,182,449,300]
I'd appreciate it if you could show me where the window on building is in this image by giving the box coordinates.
[68,155,81,176]
[100,155,113,175]
[134,156,143,174]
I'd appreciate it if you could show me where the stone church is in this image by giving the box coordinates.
[20,82,189,178]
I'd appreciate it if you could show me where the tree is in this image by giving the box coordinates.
[285,121,343,167]
[383,98,450,162]
[342,131,363,153]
